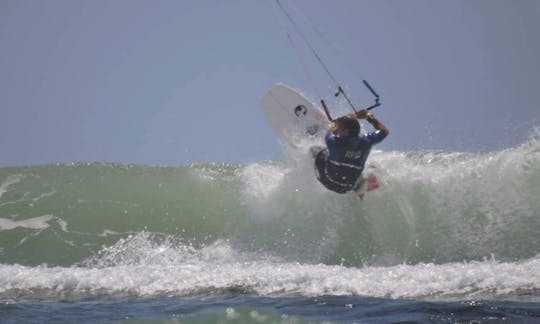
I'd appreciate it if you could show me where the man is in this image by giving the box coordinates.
[314,109,389,197]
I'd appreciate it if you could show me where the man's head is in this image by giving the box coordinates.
[335,116,360,137]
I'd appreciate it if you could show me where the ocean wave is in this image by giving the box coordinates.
[0,135,538,267]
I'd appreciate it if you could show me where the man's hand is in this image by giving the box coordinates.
[350,109,369,119]
[329,121,339,134]
[352,109,389,135]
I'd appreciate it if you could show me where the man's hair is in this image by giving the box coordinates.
[337,116,360,137]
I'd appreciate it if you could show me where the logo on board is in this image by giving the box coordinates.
[294,105,307,117]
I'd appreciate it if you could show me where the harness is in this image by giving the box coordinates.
[315,148,368,193]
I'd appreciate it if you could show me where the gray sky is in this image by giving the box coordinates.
[1,0,539,167]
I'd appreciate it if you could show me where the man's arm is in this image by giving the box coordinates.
[349,109,389,136]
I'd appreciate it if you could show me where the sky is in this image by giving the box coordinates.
[1,0,539,167]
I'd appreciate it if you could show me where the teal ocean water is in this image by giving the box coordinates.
[1,134,539,322]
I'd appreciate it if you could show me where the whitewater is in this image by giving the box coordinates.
[1,132,539,322]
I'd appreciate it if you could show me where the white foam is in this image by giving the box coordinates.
[240,163,289,201]
[0,215,54,231]
[0,174,23,200]
[1,239,539,301]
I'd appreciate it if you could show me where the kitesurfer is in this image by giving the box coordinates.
[314,109,389,197]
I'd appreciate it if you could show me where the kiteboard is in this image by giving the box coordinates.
[260,83,327,150]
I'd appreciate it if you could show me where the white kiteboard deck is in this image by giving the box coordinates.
[260,83,327,150]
